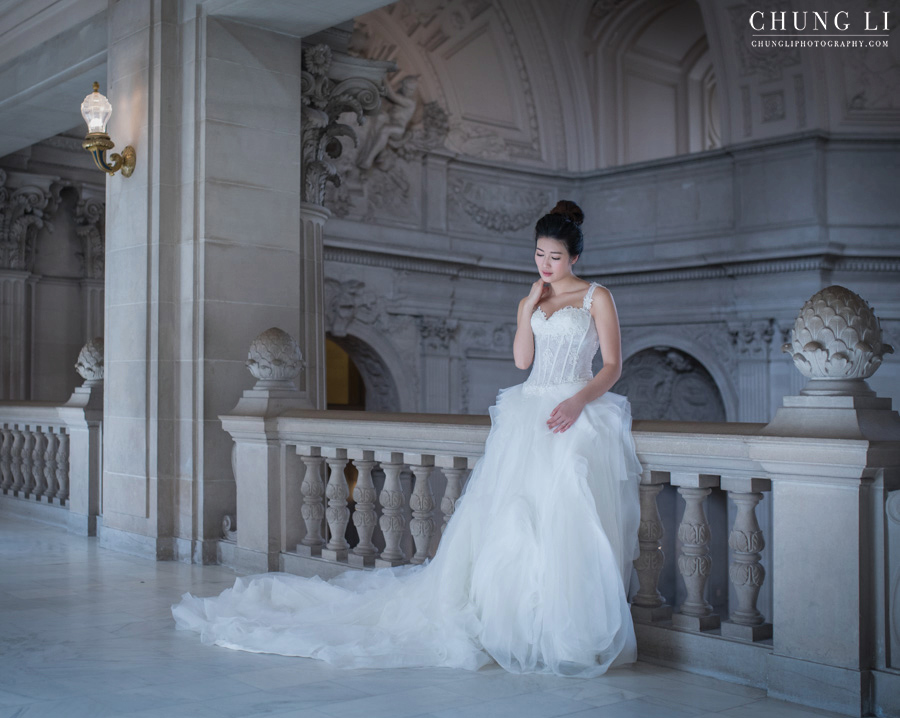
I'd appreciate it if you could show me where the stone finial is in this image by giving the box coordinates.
[75,337,104,385]
[246,328,305,388]
[783,285,894,381]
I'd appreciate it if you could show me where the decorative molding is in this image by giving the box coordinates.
[727,318,775,358]
[418,315,459,352]
[728,1,801,82]
[761,91,785,123]
[324,277,382,337]
[324,245,900,287]
[448,177,549,233]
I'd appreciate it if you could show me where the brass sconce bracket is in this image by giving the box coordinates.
[82,132,136,177]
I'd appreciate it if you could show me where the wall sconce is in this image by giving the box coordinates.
[81,82,136,177]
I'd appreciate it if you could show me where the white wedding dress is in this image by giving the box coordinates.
[172,282,643,677]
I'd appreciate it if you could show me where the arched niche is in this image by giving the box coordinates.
[327,332,405,413]
[607,346,726,422]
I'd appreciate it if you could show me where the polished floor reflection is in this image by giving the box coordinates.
[0,513,842,718]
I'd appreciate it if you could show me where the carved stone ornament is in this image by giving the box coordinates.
[301,44,384,207]
[246,328,305,387]
[75,197,105,279]
[783,285,894,380]
[74,337,104,385]
[0,168,57,272]
[449,178,550,234]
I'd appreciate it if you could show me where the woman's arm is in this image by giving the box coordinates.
[513,280,549,370]
[546,287,623,432]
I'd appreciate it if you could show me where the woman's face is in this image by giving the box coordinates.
[535,237,577,283]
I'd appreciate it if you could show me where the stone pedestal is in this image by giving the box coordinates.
[58,384,103,535]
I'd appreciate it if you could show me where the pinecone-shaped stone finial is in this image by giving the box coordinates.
[783,285,893,381]
[246,328,305,389]
[75,337,104,386]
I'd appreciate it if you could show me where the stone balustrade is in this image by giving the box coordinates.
[221,295,899,718]
[0,404,70,509]
[0,338,104,535]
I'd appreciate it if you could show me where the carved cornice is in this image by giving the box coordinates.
[324,245,900,287]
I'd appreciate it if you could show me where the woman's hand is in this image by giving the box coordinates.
[525,279,551,310]
[547,395,586,433]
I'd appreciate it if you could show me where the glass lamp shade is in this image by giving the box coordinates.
[81,82,112,134]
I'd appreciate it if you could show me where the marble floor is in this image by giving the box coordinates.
[0,513,845,718]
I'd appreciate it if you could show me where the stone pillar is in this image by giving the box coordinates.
[728,319,774,422]
[754,286,900,716]
[101,5,308,563]
[418,317,458,413]
[220,328,311,573]
[300,204,329,410]
[0,169,57,401]
[58,338,104,536]
[0,270,31,400]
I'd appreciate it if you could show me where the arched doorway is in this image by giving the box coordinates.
[603,346,726,422]
[327,333,402,413]
[326,338,366,411]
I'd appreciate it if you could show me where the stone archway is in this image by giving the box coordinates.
[327,333,401,413]
[606,346,726,422]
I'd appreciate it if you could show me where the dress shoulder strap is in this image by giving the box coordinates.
[582,282,598,310]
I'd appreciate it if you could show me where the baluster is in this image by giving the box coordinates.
[631,471,673,622]
[349,450,378,567]
[21,429,35,497]
[408,455,435,565]
[672,473,720,631]
[376,452,407,567]
[0,427,12,492]
[322,448,350,561]
[43,431,59,501]
[55,432,69,504]
[437,456,468,535]
[10,428,24,494]
[722,478,773,641]
[31,430,46,500]
[297,447,325,556]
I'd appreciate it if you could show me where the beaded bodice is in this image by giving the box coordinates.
[523,283,600,395]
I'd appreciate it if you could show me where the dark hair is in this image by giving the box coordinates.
[534,200,584,257]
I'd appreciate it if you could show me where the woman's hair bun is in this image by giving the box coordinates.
[549,200,584,227]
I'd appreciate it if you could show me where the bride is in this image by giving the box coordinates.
[172,200,643,677]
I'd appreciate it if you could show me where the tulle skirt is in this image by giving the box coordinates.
[172,382,643,677]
